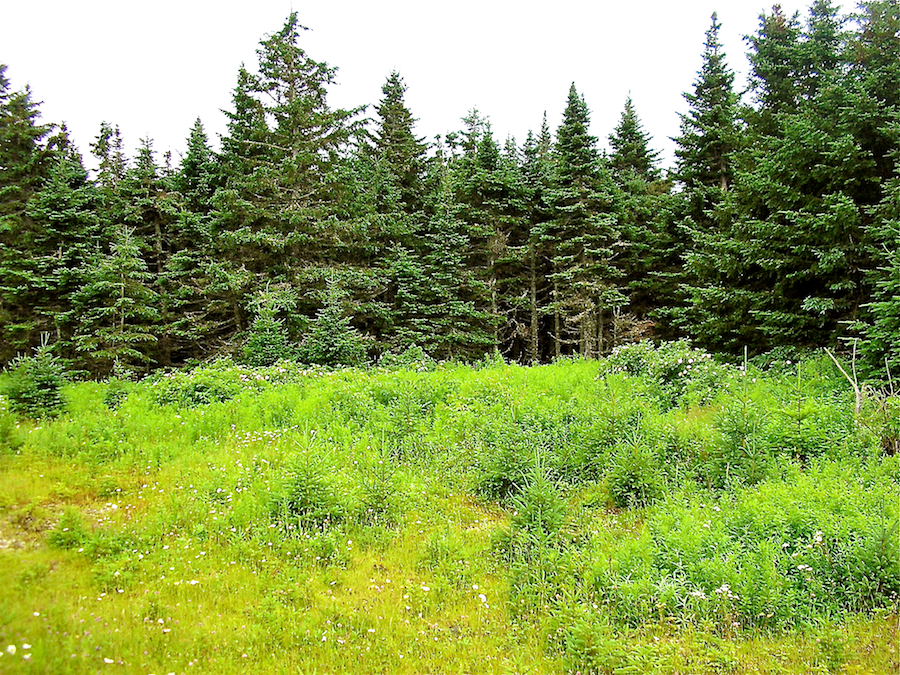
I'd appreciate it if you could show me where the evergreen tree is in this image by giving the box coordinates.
[158,118,224,361]
[861,162,900,377]
[90,122,127,194]
[298,280,368,367]
[26,129,102,358]
[854,0,900,376]
[671,14,744,349]
[608,95,661,180]
[451,115,527,355]
[70,226,159,373]
[607,96,673,333]
[213,13,364,333]
[373,71,427,215]
[685,2,894,353]
[745,5,805,128]
[673,14,740,195]
[545,84,624,358]
[520,116,555,363]
[0,65,53,361]
[176,118,218,215]
[403,143,494,360]
[367,71,431,349]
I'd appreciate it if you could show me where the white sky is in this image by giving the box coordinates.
[3,0,820,170]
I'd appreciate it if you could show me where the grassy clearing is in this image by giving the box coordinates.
[0,345,897,673]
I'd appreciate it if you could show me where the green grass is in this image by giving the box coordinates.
[0,348,897,673]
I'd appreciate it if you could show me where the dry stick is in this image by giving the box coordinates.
[825,341,862,416]
[886,357,894,397]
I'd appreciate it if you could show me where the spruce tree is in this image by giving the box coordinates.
[213,13,364,333]
[451,116,527,355]
[70,226,159,373]
[608,95,661,181]
[160,118,223,362]
[607,96,673,331]
[0,65,53,361]
[408,143,494,360]
[686,1,894,353]
[673,14,740,195]
[545,84,624,358]
[861,163,900,378]
[373,71,427,215]
[520,115,554,363]
[367,71,431,350]
[671,14,744,349]
[26,129,102,359]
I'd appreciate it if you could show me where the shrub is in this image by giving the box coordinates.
[1,341,67,418]
[605,340,734,408]
[243,306,294,367]
[272,450,348,531]
[607,443,665,508]
[378,345,437,371]
[149,361,244,407]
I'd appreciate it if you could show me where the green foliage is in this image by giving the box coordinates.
[298,284,368,368]
[272,447,348,531]
[47,508,91,550]
[606,340,734,407]
[0,351,897,673]
[1,340,67,418]
[607,442,665,508]
[243,306,294,367]
[377,345,436,371]
[510,470,567,539]
[146,358,314,408]
[357,445,404,526]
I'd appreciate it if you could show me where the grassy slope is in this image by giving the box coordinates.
[0,355,897,674]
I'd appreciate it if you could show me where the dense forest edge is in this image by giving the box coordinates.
[0,1,898,380]
[0,347,897,673]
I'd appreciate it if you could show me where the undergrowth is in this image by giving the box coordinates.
[0,347,896,674]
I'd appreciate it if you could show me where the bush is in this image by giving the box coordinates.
[148,360,245,407]
[378,345,437,371]
[272,450,348,531]
[243,307,294,367]
[1,341,67,418]
[607,443,665,508]
[605,340,734,408]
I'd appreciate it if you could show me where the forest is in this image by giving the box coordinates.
[0,1,897,378]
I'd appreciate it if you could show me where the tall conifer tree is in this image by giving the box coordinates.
[0,65,53,360]
[546,84,624,358]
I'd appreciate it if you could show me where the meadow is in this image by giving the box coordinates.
[0,342,897,674]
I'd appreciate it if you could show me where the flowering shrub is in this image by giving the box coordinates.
[377,345,438,372]
[605,340,735,408]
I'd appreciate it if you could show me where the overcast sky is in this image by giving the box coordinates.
[4,0,821,170]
